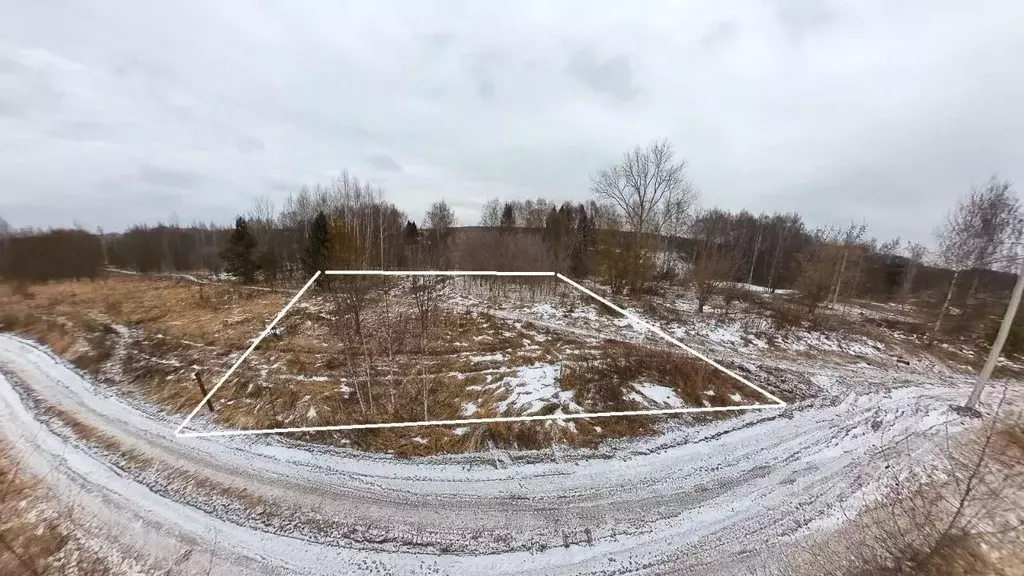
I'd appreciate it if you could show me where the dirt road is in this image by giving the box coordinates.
[0,334,990,575]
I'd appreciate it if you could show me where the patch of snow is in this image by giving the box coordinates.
[286,375,331,382]
[492,364,581,414]
[747,336,769,349]
[411,436,428,445]
[460,402,478,416]
[527,304,559,319]
[469,353,505,362]
[631,382,685,408]
[453,427,470,436]
[706,324,744,345]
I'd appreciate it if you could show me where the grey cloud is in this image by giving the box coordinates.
[0,97,24,118]
[234,134,265,154]
[0,55,63,118]
[565,48,640,102]
[474,74,495,102]
[422,32,455,53]
[366,153,403,173]
[137,165,207,189]
[114,59,177,84]
[464,51,503,102]
[48,120,110,143]
[775,0,836,41]
[455,145,610,197]
[0,1,1022,241]
[700,22,737,50]
[0,54,26,74]
[262,178,302,194]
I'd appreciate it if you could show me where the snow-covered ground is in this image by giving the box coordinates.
[0,330,1011,575]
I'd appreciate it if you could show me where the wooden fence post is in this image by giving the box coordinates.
[193,371,216,413]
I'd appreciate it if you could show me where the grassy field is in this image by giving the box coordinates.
[0,274,765,455]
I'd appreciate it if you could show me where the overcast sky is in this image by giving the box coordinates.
[1,1,1022,244]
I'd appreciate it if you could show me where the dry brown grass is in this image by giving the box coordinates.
[0,439,68,575]
[0,436,116,576]
[0,277,289,346]
[764,407,1024,576]
[1,276,775,456]
[34,401,155,473]
[561,341,752,408]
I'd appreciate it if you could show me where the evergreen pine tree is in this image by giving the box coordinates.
[302,211,330,276]
[221,216,258,283]
[570,204,593,277]
[403,220,419,245]
[543,207,561,247]
[401,220,419,268]
[499,203,516,234]
[258,248,278,284]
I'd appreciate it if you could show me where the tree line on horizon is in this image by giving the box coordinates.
[1,140,1022,347]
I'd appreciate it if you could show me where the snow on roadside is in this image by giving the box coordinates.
[0,333,1012,576]
[667,318,888,360]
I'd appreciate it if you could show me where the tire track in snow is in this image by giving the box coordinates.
[0,334,996,575]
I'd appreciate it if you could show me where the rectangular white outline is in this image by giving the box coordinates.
[175,271,784,438]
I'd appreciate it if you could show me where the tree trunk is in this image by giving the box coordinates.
[831,248,849,305]
[364,358,374,415]
[850,250,865,302]
[748,222,763,285]
[934,269,960,337]
[768,239,783,293]
[422,367,429,421]
[379,208,385,270]
[965,271,980,304]
[900,262,917,297]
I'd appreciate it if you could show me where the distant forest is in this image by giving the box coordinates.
[1,141,1021,343]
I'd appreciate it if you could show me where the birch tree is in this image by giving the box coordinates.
[900,242,928,297]
[933,177,1023,336]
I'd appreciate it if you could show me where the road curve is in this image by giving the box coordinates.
[0,334,982,575]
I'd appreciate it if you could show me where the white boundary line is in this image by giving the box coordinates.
[176,405,780,438]
[174,271,322,437]
[325,270,556,277]
[553,274,787,406]
[175,270,784,438]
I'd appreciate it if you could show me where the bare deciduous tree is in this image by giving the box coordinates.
[829,222,868,305]
[410,276,440,351]
[690,209,738,313]
[795,225,844,316]
[424,199,457,269]
[766,213,804,293]
[934,177,1023,336]
[479,198,502,227]
[591,139,696,291]
[900,242,929,297]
